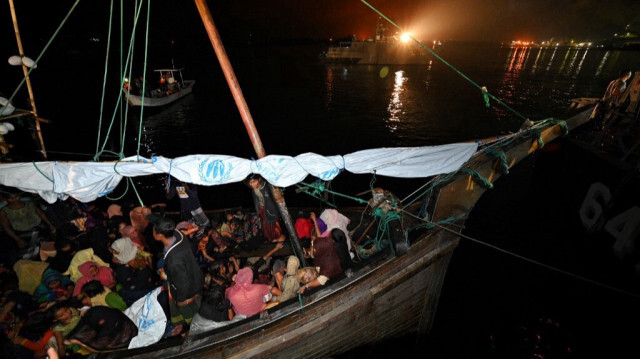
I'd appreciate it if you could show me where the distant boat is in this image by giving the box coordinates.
[123,68,195,107]
[320,19,431,65]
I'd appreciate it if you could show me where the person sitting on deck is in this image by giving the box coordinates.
[110,237,158,306]
[297,226,345,295]
[225,267,276,317]
[33,268,74,306]
[271,255,301,304]
[49,301,82,358]
[63,305,137,353]
[71,260,116,298]
[79,280,127,311]
[0,188,56,258]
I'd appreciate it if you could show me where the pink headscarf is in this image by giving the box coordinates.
[72,260,115,297]
[107,204,123,219]
[225,268,271,317]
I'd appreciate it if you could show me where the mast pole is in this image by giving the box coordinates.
[8,0,47,159]
[194,0,307,266]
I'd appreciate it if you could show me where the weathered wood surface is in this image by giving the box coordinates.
[102,105,595,359]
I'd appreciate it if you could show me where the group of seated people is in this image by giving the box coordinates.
[0,183,357,358]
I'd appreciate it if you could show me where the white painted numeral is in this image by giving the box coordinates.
[607,207,640,259]
[579,182,612,231]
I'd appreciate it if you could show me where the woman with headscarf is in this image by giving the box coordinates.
[225,267,272,317]
[72,261,116,297]
[246,175,285,243]
[110,237,158,306]
[272,255,300,303]
[33,268,74,304]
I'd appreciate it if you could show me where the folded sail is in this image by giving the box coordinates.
[0,142,477,203]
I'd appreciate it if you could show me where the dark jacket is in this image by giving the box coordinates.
[164,230,204,302]
[251,181,280,224]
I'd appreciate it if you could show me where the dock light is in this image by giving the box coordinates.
[400,33,411,43]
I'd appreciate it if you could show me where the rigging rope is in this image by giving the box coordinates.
[359,0,529,122]
[1,0,82,117]
[95,0,115,161]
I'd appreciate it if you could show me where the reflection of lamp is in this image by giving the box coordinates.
[7,55,37,68]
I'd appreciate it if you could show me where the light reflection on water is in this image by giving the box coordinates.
[134,44,640,158]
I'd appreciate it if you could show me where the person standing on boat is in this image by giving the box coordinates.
[165,178,210,233]
[245,175,285,243]
[593,69,633,128]
[149,215,203,332]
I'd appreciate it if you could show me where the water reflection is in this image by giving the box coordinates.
[595,51,610,77]
[385,70,407,133]
[325,67,334,107]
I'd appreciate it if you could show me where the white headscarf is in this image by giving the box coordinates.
[111,237,138,264]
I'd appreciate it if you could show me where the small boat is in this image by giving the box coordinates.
[123,68,195,107]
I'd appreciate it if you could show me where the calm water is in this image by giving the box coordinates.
[5,42,640,358]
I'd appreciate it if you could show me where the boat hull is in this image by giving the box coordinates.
[124,80,195,107]
[101,105,595,359]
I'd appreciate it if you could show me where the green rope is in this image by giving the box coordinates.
[359,0,528,122]
[484,147,509,174]
[1,0,82,117]
[97,0,145,159]
[31,161,53,183]
[459,168,494,189]
[296,182,368,205]
[95,0,115,161]
[127,177,144,207]
[136,0,151,159]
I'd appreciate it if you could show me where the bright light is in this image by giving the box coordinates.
[400,33,411,43]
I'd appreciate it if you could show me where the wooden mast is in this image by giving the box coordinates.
[193,0,307,266]
[8,0,47,159]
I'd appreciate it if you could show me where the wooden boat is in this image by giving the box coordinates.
[123,68,195,108]
[89,100,594,358]
[0,1,602,358]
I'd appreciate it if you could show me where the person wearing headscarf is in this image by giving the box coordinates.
[72,261,116,297]
[225,267,271,317]
[110,237,158,306]
[106,204,122,219]
[272,255,300,303]
[33,268,74,304]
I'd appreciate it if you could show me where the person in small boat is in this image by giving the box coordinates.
[9,310,56,359]
[71,261,116,298]
[110,237,158,306]
[33,268,74,306]
[63,305,137,353]
[0,188,56,255]
[246,241,284,285]
[79,280,127,311]
[225,267,274,317]
[150,214,203,330]
[198,281,234,322]
[297,222,345,295]
[593,69,633,128]
[271,255,301,303]
[165,179,210,234]
[49,301,82,358]
[245,175,285,243]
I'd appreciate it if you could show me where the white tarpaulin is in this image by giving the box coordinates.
[0,142,477,203]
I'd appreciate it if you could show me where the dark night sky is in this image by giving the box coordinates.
[3,0,640,46]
